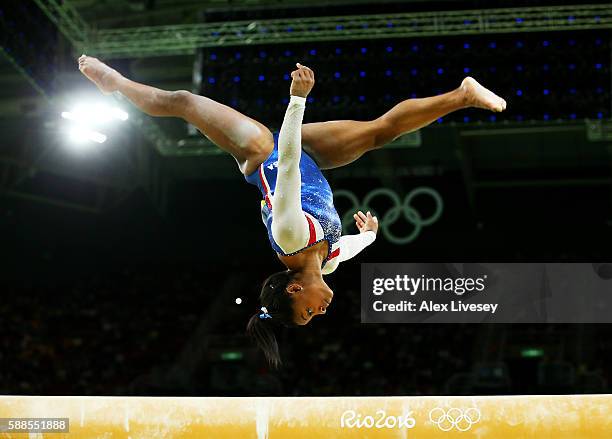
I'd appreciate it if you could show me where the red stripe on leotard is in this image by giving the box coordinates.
[258,165,272,209]
[328,248,340,260]
[305,214,317,245]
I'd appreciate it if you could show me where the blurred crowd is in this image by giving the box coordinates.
[0,265,608,396]
[0,269,206,395]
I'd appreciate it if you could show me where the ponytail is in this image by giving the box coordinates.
[246,270,297,368]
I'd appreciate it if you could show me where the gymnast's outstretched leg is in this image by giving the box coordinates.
[78,55,273,175]
[300,77,506,169]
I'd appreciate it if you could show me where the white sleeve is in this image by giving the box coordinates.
[270,95,310,254]
[338,231,377,262]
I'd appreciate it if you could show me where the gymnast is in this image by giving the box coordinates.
[78,55,506,366]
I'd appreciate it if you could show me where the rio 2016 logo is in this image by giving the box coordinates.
[340,409,416,429]
[334,187,444,245]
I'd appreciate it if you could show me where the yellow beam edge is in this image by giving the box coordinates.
[0,395,610,438]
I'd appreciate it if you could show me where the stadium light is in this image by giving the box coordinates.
[68,126,107,144]
[61,103,128,125]
[61,101,128,146]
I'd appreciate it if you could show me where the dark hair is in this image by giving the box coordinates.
[246,270,297,368]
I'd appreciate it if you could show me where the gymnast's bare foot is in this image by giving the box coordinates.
[78,55,122,95]
[461,76,507,112]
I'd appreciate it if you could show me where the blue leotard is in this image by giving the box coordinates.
[245,133,342,266]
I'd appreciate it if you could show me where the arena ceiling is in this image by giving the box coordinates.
[69,0,444,28]
[0,0,610,215]
[2,1,609,113]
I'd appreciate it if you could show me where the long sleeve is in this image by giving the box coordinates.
[338,231,377,262]
[270,95,310,254]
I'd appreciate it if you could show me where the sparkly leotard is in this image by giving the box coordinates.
[245,132,342,267]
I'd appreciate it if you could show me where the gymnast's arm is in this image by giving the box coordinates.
[270,64,315,253]
[338,211,378,262]
[338,231,377,262]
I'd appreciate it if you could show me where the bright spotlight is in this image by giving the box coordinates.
[61,103,129,125]
[68,126,107,144]
[68,127,90,144]
[112,107,129,121]
[88,131,107,143]
[61,111,76,121]
[60,101,127,147]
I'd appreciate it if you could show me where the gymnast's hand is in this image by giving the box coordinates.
[290,63,315,98]
[354,211,379,235]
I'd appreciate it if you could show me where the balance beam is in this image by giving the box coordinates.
[0,395,610,438]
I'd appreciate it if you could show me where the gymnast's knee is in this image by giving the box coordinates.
[239,130,275,175]
[371,117,398,149]
[161,90,194,117]
[244,131,274,160]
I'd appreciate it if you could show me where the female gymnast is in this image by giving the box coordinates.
[78,55,506,366]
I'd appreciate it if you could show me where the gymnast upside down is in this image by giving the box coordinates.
[78,55,506,366]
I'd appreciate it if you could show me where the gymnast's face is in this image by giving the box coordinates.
[287,280,333,326]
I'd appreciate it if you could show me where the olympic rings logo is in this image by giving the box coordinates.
[428,407,481,432]
[334,187,444,244]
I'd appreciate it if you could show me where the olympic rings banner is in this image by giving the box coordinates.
[334,187,443,244]
[1,395,611,437]
[361,263,612,323]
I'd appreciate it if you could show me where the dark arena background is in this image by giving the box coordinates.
[1,0,612,405]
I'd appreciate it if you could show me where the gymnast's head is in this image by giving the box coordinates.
[246,269,333,367]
